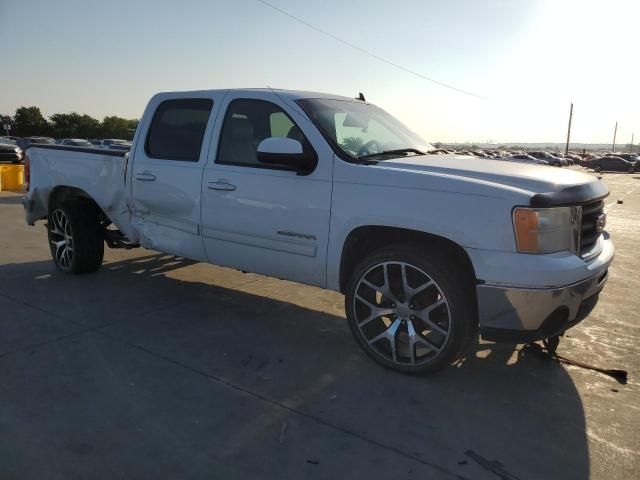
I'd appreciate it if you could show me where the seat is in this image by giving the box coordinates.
[219,117,257,165]
[286,125,305,144]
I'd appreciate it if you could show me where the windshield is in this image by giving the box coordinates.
[297,98,432,160]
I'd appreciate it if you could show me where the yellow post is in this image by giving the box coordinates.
[0,165,24,192]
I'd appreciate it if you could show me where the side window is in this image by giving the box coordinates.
[146,98,213,161]
[217,99,308,167]
[269,112,294,138]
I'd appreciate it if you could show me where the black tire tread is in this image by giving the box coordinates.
[48,200,104,274]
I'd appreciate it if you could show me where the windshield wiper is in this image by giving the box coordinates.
[357,148,425,161]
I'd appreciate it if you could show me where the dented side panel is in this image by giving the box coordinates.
[24,147,141,242]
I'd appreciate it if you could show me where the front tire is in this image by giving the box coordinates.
[345,245,476,374]
[48,201,104,274]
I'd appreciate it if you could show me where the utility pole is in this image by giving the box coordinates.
[565,102,573,155]
[612,121,617,153]
[630,133,634,153]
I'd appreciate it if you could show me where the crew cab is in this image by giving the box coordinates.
[23,89,614,373]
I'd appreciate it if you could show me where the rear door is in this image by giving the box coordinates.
[129,94,220,261]
[200,92,333,287]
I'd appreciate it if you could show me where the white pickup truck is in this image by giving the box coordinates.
[23,89,614,373]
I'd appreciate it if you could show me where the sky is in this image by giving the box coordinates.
[1,0,638,144]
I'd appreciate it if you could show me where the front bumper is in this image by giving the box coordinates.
[476,237,614,343]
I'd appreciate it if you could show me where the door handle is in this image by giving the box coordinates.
[207,180,236,191]
[135,172,156,182]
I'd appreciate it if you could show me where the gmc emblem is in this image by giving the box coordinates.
[595,213,607,233]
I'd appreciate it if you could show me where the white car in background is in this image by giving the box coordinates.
[506,154,550,165]
[95,139,131,149]
[57,139,95,147]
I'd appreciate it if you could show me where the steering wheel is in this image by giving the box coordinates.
[357,140,383,156]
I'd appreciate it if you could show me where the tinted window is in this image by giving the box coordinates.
[269,111,295,138]
[297,98,431,159]
[146,98,213,161]
[217,99,307,167]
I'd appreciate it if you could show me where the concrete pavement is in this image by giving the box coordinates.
[0,169,638,479]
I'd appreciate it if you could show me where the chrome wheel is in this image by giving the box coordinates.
[49,209,74,270]
[353,261,451,366]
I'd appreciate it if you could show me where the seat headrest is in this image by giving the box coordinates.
[230,117,254,142]
[286,125,304,143]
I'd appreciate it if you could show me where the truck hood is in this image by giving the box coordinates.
[379,154,608,206]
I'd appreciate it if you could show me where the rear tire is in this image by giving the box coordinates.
[594,166,602,172]
[344,244,476,374]
[47,201,104,274]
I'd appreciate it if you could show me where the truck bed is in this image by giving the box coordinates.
[24,145,135,239]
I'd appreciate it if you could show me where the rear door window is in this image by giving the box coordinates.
[146,98,213,161]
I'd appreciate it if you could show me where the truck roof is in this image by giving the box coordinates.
[153,88,360,102]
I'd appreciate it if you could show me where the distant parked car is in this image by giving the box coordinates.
[16,136,56,151]
[609,153,640,162]
[555,153,575,165]
[528,151,567,167]
[506,154,550,165]
[590,156,638,173]
[58,138,95,147]
[0,142,23,163]
[565,153,582,163]
[106,142,131,152]
[95,139,129,149]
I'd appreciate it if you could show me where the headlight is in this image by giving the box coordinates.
[513,206,580,254]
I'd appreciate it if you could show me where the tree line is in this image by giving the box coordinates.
[0,106,138,140]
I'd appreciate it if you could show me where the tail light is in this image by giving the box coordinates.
[24,153,30,192]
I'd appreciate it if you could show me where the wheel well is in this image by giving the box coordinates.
[339,226,477,293]
[48,186,105,223]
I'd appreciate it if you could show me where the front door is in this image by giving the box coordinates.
[130,97,216,261]
[201,94,332,287]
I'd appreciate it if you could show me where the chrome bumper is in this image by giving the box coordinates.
[477,269,609,343]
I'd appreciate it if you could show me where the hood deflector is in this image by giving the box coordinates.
[529,180,609,207]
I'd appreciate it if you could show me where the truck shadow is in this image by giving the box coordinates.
[0,252,590,479]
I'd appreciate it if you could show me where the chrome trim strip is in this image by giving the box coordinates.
[580,234,603,262]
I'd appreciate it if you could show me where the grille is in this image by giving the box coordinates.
[580,200,604,255]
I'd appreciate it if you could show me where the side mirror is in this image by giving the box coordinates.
[257,137,317,174]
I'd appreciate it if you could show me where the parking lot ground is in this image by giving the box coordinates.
[0,168,638,480]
